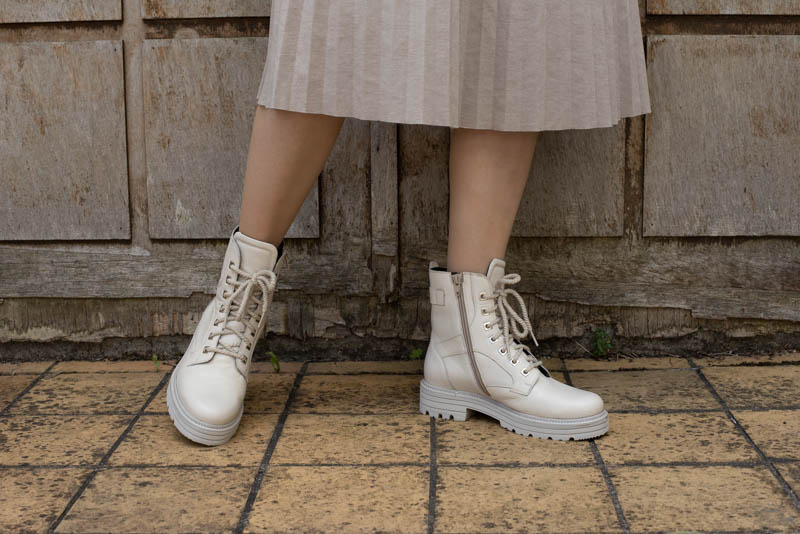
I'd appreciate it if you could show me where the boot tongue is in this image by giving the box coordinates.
[215,232,279,357]
[485,257,539,375]
[485,258,506,289]
[234,231,279,273]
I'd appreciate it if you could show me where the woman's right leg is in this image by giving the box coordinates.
[168,106,344,446]
[239,106,345,244]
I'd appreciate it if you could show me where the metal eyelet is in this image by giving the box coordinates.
[481,308,488,315]
[479,292,487,300]
[521,369,530,376]
[511,359,518,365]
[483,322,491,330]
[499,347,507,354]
[489,336,497,343]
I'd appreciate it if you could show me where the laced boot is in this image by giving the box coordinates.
[419,258,608,440]
[167,225,285,445]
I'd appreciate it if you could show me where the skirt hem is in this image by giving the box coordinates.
[255,98,651,133]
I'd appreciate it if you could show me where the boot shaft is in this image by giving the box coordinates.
[425,259,548,397]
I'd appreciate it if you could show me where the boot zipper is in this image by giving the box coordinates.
[452,273,490,396]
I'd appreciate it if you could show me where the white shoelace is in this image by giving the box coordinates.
[482,272,543,375]
[203,263,277,364]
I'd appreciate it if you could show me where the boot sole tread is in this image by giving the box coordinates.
[166,370,242,446]
[419,379,608,441]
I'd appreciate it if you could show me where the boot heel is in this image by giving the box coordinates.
[419,379,472,422]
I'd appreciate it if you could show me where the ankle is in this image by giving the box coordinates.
[237,224,283,248]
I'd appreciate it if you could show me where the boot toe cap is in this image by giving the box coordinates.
[525,377,605,419]
[563,388,605,418]
[175,365,246,426]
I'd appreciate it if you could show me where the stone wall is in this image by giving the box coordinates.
[2,1,800,359]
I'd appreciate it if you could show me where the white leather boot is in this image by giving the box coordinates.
[420,259,608,440]
[167,225,285,445]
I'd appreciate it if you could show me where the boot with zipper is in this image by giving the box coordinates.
[419,259,608,440]
[167,225,285,446]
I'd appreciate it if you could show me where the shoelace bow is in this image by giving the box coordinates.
[203,263,277,364]
[483,272,543,375]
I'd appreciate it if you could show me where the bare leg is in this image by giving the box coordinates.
[238,106,345,244]
[446,127,539,274]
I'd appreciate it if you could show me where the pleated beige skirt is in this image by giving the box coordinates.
[256,0,651,132]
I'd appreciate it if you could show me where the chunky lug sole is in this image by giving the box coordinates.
[419,379,608,440]
[166,371,242,446]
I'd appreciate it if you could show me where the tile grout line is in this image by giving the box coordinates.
[687,357,800,511]
[427,417,438,534]
[235,361,309,534]
[23,407,800,418]
[0,458,797,472]
[588,442,630,534]
[562,367,631,534]
[0,361,58,415]
[3,458,795,470]
[47,372,170,534]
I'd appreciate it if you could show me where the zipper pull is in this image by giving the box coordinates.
[452,272,462,296]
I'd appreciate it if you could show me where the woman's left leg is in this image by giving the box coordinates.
[446,127,538,273]
[419,126,608,440]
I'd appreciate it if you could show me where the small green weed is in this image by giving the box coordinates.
[591,328,612,358]
[409,348,424,360]
[152,353,161,371]
[266,351,280,373]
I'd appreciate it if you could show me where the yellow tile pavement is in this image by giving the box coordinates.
[596,412,759,465]
[435,466,620,533]
[271,413,430,465]
[1,468,90,533]
[610,466,800,532]
[0,415,130,466]
[703,366,800,410]
[108,414,280,467]
[0,358,798,533]
[56,467,256,533]
[8,372,164,414]
[569,369,720,412]
[246,466,429,533]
